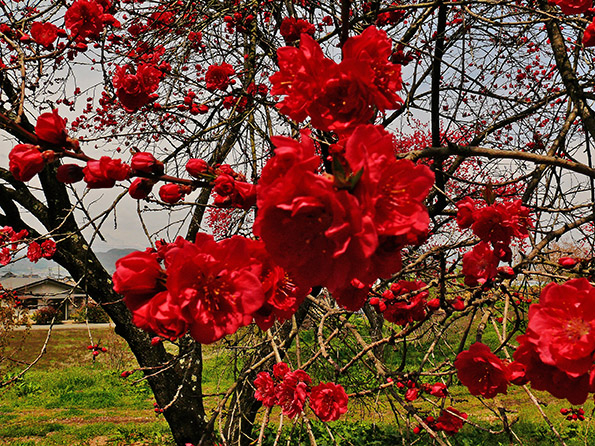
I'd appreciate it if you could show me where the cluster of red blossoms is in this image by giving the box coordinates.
[87,342,108,357]
[369,280,434,326]
[510,279,595,405]
[254,125,434,310]
[8,109,257,211]
[254,362,348,421]
[455,342,512,399]
[413,407,468,436]
[270,26,403,133]
[455,279,595,406]
[456,197,531,286]
[0,226,55,266]
[112,234,308,343]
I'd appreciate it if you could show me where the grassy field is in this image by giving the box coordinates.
[2,325,595,445]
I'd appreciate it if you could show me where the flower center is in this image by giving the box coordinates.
[565,318,590,341]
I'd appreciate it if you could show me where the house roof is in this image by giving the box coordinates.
[1,275,86,298]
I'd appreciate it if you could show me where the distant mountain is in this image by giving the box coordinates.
[0,247,137,277]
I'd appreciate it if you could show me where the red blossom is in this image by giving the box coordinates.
[455,342,510,398]
[131,152,164,175]
[57,164,84,183]
[435,407,467,435]
[280,17,316,43]
[462,242,499,287]
[83,157,130,188]
[273,362,291,379]
[212,175,256,210]
[558,257,579,268]
[27,242,42,263]
[159,183,190,204]
[455,197,477,229]
[113,64,162,112]
[270,27,402,132]
[584,19,595,47]
[30,21,58,48]
[128,178,154,199]
[65,0,105,40]
[275,369,311,418]
[113,250,166,309]
[186,159,210,178]
[309,382,348,421]
[512,279,595,404]
[36,109,68,146]
[205,63,235,91]
[40,239,56,259]
[254,372,277,407]
[9,144,46,182]
[549,0,592,14]
[162,235,268,344]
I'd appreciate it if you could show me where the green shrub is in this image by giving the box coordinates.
[71,303,110,323]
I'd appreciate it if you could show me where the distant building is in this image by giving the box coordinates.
[1,272,88,320]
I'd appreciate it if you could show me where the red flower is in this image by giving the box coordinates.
[405,387,419,402]
[186,158,209,178]
[27,242,42,263]
[510,279,595,404]
[212,175,256,210]
[255,168,377,310]
[455,342,510,398]
[584,19,595,47]
[280,17,316,43]
[525,279,595,377]
[36,109,68,145]
[471,200,530,245]
[113,250,166,309]
[163,235,267,344]
[341,26,403,111]
[427,382,448,398]
[306,61,377,133]
[254,372,277,407]
[65,0,105,40]
[131,152,164,175]
[455,197,477,229]
[205,63,235,91]
[83,157,130,188]
[462,242,499,287]
[275,369,311,418]
[128,178,154,199]
[270,27,402,132]
[309,382,348,421]
[159,183,188,204]
[549,0,591,14]
[40,239,56,259]
[513,334,590,405]
[0,248,11,266]
[372,281,428,326]
[558,257,579,268]
[273,362,291,379]
[435,407,467,435]
[270,34,333,123]
[30,21,58,48]
[57,164,84,183]
[338,125,434,242]
[113,64,162,112]
[9,144,46,182]
[132,291,190,340]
